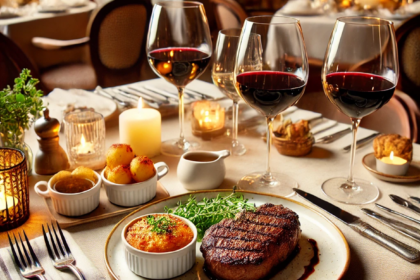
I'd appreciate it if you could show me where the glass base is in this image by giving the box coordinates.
[161,138,200,157]
[231,141,246,156]
[237,171,297,197]
[321,177,379,205]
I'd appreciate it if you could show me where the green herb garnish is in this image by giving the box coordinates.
[0,69,44,142]
[146,215,176,234]
[165,193,255,241]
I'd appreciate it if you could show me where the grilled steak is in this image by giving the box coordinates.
[200,203,301,280]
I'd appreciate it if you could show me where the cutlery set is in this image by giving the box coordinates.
[296,189,420,262]
[7,222,85,279]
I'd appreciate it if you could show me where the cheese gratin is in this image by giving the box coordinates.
[125,214,194,253]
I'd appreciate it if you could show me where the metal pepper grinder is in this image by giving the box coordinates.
[34,108,70,175]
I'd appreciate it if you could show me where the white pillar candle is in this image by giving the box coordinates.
[376,151,410,176]
[119,99,161,158]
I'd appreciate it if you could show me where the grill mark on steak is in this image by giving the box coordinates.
[201,235,267,252]
[216,219,286,237]
[236,212,298,230]
[206,225,277,245]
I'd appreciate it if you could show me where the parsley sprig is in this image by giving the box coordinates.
[0,69,44,143]
[165,193,255,241]
[147,215,176,234]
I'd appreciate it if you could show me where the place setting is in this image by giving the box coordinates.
[1,1,420,280]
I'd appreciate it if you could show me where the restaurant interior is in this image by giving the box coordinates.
[0,0,420,279]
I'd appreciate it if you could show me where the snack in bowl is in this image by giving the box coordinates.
[107,165,132,184]
[273,119,314,156]
[373,134,412,176]
[122,213,197,279]
[130,156,156,182]
[106,144,135,169]
[34,166,101,216]
[101,144,169,206]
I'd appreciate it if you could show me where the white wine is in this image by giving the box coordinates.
[212,72,241,102]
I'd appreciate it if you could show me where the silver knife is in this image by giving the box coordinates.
[115,89,161,109]
[144,85,196,100]
[185,87,215,100]
[343,132,380,152]
[294,188,420,262]
[315,127,352,144]
[390,195,420,216]
[376,204,420,226]
[362,208,420,243]
[125,87,172,102]
[129,86,178,102]
[410,196,420,205]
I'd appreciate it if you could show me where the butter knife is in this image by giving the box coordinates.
[376,204,420,226]
[315,127,351,144]
[294,188,420,262]
[362,208,420,243]
[390,195,420,216]
[410,196,420,205]
[343,132,380,152]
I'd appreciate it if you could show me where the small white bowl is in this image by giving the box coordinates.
[34,171,101,216]
[121,213,197,279]
[101,162,168,207]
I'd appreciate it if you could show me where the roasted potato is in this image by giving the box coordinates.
[104,166,112,179]
[130,156,155,182]
[106,144,135,169]
[108,165,132,184]
[71,166,97,183]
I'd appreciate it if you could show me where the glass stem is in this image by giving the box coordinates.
[347,118,361,187]
[232,100,239,147]
[177,87,186,148]
[264,117,275,180]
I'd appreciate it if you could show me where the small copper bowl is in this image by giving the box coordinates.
[273,135,314,157]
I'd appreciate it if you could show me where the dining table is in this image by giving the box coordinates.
[0,79,419,280]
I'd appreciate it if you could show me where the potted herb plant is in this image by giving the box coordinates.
[0,69,45,173]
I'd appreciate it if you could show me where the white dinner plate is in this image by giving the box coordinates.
[43,88,117,122]
[362,153,420,183]
[104,190,349,280]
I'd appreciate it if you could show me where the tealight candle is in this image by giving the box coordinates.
[191,100,225,139]
[76,135,95,154]
[376,151,410,176]
[119,99,161,158]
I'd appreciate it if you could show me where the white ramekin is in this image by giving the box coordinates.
[122,213,197,279]
[34,171,101,216]
[101,162,168,207]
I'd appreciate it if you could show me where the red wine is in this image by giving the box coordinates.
[236,71,306,117]
[148,48,211,87]
[324,72,396,119]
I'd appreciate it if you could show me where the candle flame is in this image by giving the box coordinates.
[390,151,394,160]
[81,134,86,146]
[138,97,143,111]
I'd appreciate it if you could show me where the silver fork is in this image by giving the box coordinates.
[42,222,86,280]
[7,230,47,279]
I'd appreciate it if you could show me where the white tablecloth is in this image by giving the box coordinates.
[0,79,419,279]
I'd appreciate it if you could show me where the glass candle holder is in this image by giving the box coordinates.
[0,148,29,232]
[64,111,106,170]
[191,100,226,140]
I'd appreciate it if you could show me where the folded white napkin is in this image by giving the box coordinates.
[0,230,105,280]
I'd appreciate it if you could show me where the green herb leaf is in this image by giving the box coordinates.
[16,93,25,102]
[166,192,255,241]
[147,215,176,234]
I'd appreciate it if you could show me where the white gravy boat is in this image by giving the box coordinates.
[177,150,230,190]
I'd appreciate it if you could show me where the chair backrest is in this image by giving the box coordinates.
[210,0,248,30]
[0,33,46,93]
[396,14,420,106]
[89,0,152,87]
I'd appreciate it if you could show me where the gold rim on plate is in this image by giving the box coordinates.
[104,189,350,280]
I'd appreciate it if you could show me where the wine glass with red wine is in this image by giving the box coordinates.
[146,1,212,156]
[234,16,309,196]
[322,17,399,204]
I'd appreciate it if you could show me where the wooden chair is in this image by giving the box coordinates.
[0,33,47,93]
[32,0,153,91]
[396,14,420,106]
[210,0,248,30]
